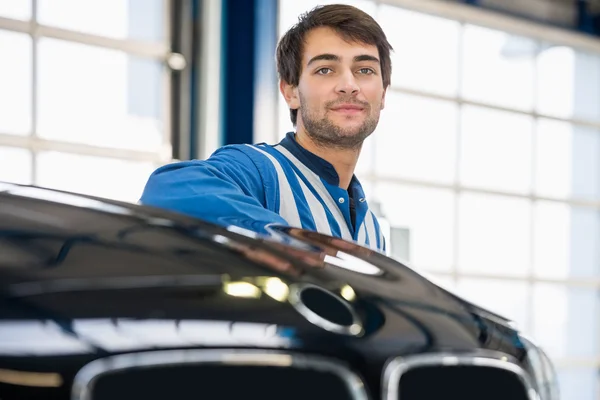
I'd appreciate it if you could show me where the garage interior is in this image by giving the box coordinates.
[0,0,599,398]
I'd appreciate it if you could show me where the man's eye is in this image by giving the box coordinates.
[316,68,332,75]
[358,68,374,75]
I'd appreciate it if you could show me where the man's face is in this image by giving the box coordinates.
[282,26,387,150]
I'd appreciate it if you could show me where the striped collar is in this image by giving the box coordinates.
[276,132,367,206]
[279,132,341,187]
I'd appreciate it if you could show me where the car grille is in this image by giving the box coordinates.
[73,350,538,400]
[383,353,536,400]
[72,350,368,400]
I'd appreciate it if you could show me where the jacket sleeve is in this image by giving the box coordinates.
[139,146,288,234]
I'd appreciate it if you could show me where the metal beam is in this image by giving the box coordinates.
[381,0,600,54]
[0,17,168,59]
[196,0,224,159]
[0,133,169,164]
[221,0,257,146]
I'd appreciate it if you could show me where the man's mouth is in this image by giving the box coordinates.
[329,104,365,114]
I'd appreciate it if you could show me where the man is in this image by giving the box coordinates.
[140,4,393,252]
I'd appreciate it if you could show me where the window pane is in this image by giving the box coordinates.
[378,6,459,96]
[535,119,571,199]
[534,201,600,279]
[38,0,165,42]
[533,201,569,279]
[0,147,32,184]
[277,95,292,141]
[460,105,533,193]
[455,278,529,331]
[532,284,599,360]
[536,119,600,201]
[458,192,531,276]
[462,25,536,111]
[537,46,600,122]
[0,30,32,135]
[355,134,374,175]
[556,368,599,400]
[0,0,31,20]
[426,274,457,293]
[375,92,458,184]
[37,38,164,152]
[375,184,454,272]
[35,152,155,203]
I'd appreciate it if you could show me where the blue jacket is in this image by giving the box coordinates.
[140,132,386,252]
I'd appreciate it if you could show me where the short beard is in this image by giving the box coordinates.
[299,95,380,151]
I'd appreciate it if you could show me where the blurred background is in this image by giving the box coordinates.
[1,0,599,398]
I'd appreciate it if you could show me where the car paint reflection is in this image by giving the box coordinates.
[0,319,295,356]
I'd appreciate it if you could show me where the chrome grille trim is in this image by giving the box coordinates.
[71,349,369,400]
[382,351,540,400]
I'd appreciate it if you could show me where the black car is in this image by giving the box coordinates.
[0,182,559,400]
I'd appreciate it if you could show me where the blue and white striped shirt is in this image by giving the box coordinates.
[140,132,386,252]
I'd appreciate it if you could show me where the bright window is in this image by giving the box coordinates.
[375,92,458,184]
[38,0,165,42]
[36,152,155,203]
[0,0,31,20]
[460,105,533,194]
[379,6,460,96]
[0,147,32,185]
[0,30,32,136]
[37,38,164,152]
[0,1,170,203]
[461,25,536,110]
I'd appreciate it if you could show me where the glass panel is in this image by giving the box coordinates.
[375,184,454,272]
[374,92,458,184]
[556,368,599,400]
[458,192,531,276]
[455,278,529,330]
[355,134,374,176]
[534,201,600,279]
[535,119,571,199]
[38,0,165,42]
[533,201,569,279]
[35,152,156,203]
[532,284,599,360]
[425,274,457,293]
[461,25,536,111]
[536,46,574,120]
[0,30,32,135]
[0,147,32,184]
[37,38,164,152]
[378,6,459,96]
[278,0,377,37]
[278,95,293,141]
[537,46,600,122]
[536,119,600,201]
[460,105,533,194]
[0,0,32,20]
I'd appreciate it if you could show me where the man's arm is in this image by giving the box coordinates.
[139,146,288,234]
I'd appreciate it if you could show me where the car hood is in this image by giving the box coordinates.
[0,182,523,362]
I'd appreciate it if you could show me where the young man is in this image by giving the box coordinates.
[140,4,393,252]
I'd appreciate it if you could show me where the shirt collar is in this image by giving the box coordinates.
[278,131,340,186]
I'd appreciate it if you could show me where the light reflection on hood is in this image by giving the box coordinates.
[0,319,294,356]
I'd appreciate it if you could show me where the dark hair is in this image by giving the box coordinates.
[276,4,393,126]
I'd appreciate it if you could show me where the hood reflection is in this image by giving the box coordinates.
[0,319,295,356]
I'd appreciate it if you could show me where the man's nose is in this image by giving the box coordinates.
[335,72,360,95]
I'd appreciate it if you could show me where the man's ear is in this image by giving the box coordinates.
[380,87,387,110]
[280,80,300,110]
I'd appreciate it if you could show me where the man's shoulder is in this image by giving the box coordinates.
[212,143,267,155]
[211,143,284,165]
